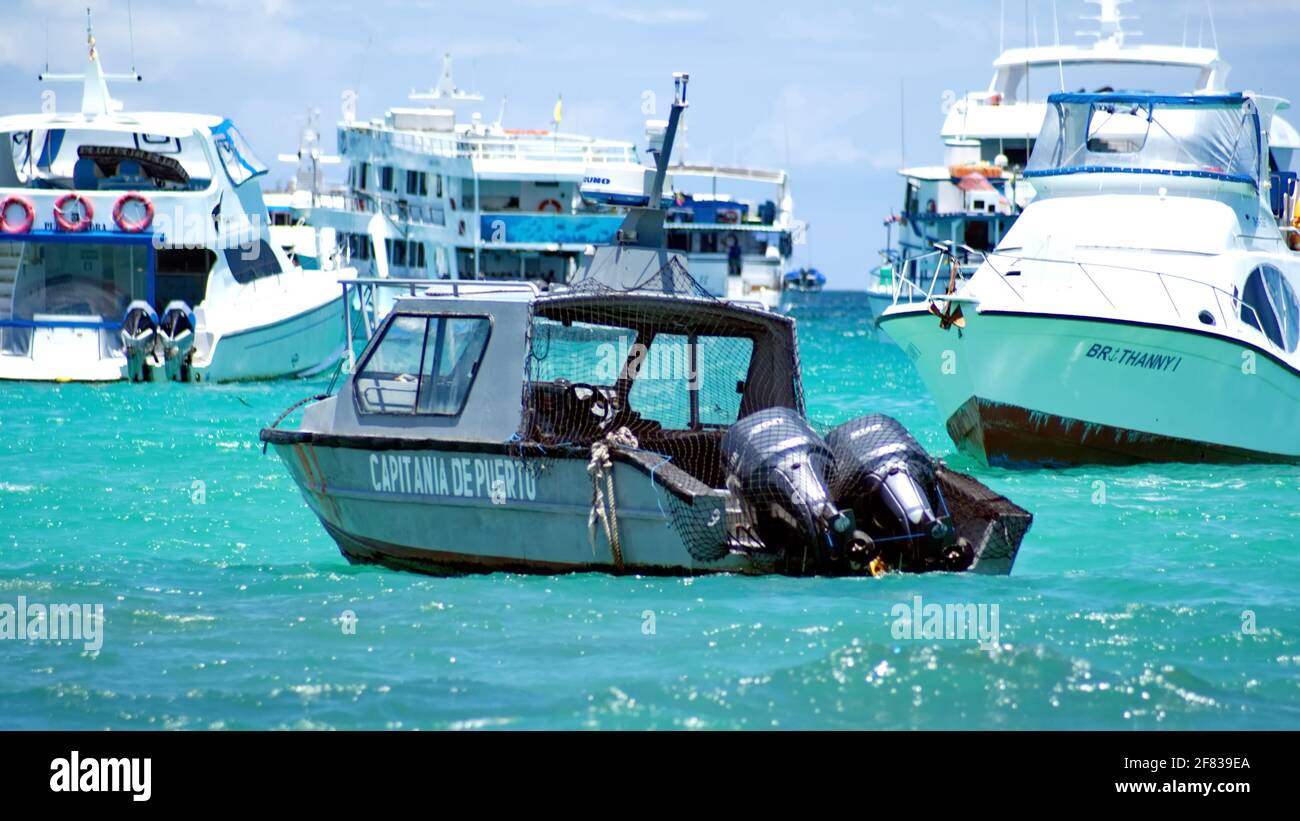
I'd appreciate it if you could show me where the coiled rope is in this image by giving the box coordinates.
[587,427,638,573]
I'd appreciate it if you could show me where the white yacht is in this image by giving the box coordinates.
[0,23,350,383]
[870,0,1300,325]
[275,55,797,313]
[880,91,1300,466]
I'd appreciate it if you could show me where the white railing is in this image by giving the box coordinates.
[351,124,637,165]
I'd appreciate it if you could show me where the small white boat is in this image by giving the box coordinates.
[881,91,1300,466]
[0,20,352,383]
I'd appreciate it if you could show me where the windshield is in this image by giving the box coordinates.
[210,120,268,187]
[4,128,213,191]
[1025,94,1262,186]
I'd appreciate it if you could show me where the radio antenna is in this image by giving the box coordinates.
[127,0,138,75]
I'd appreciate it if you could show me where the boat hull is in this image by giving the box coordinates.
[880,307,1300,466]
[263,433,1026,576]
[194,293,346,382]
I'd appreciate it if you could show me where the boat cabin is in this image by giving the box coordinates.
[310,280,802,491]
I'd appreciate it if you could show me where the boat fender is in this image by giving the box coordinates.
[113,192,155,233]
[0,195,35,234]
[538,198,563,214]
[54,193,94,232]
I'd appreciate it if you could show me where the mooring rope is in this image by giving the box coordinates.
[587,427,638,573]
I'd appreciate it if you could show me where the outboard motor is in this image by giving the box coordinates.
[120,300,158,383]
[722,407,853,573]
[826,414,973,573]
[158,301,195,382]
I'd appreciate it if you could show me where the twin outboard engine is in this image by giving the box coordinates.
[121,301,159,383]
[826,415,973,573]
[158,301,195,382]
[722,409,973,576]
[722,408,855,574]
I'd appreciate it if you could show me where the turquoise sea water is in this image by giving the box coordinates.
[1,291,1297,730]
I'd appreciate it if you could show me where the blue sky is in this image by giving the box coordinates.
[3,0,1298,287]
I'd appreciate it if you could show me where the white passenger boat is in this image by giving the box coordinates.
[0,23,350,383]
[274,55,798,313]
[881,91,1300,466]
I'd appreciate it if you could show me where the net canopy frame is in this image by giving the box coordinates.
[1024,92,1263,188]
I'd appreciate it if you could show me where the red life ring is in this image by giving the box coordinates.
[113,192,154,233]
[0,195,35,234]
[538,198,563,214]
[54,193,94,232]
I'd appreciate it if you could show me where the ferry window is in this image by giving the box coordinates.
[406,170,420,196]
[436,174,443,198]
[156,248,215,309]
[355,314,491,416]
[381,166,395,192]
[1241,265,1300,352]
[359,163,369,190]
[225,242,282,284]
[420,172,429,197]
[136,133,181,154]
[392,239,407,267]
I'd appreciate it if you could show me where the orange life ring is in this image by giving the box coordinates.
[54,193,94,232]
[0,195,35,234]
[538,198,563,214]
[113,192,154,233]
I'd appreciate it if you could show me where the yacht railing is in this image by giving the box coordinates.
[893,247,1284,355]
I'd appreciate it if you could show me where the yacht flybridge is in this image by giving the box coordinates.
[261,75,1032,578]
[872,0,1300,325]
[0,21,351,383]
[881,91,1300,466]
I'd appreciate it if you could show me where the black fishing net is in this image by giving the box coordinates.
[509,252,1029,575]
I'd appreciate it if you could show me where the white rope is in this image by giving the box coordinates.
[586,427,639,572]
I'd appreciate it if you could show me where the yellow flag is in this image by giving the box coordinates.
[552,96,563,126]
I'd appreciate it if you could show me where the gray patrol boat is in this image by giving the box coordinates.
[261,75,1032,577]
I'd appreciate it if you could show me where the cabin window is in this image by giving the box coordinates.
[224,242,282,284]
[381,166,395,192]
[354,314,491,416]
[359,163,369,190]
[406,170,428,196]
[1239,265,1300,352]
[627,334,753,429]
[436,175,444,198]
